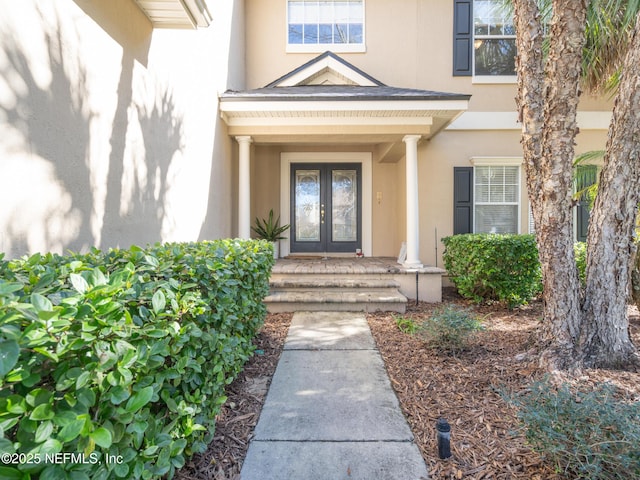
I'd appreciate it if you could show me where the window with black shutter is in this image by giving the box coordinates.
[453,167,474,233]
[453,0,473,76]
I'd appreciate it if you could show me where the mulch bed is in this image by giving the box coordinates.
[176,293,640,479]
[369,289,640,479]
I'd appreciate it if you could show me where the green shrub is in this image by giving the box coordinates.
[510,379,640,479]
[0,239,273,480]
[419,305,483,354]
[442,234,542,308]
[574,241,587,285]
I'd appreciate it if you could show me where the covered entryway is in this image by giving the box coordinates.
[219,51,470,267]
[290,162,362,254]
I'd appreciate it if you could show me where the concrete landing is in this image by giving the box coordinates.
[241,311,429,480]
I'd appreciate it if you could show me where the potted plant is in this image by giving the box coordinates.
[252,209,290,259]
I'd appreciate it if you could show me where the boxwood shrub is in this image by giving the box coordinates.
[442,234,542,307]
[0,239,274,480]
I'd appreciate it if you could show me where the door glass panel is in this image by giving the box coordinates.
[295,170,321,242]
[332,169,357,242]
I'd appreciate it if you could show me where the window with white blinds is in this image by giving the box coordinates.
[474,165,519,233]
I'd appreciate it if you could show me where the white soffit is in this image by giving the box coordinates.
[134,0,213,28]
[219,101,468,129]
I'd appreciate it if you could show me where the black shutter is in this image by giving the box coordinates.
[576,202,590,242]
[453,167,474,234]
[453,0,473,76]
[575,165,596,242]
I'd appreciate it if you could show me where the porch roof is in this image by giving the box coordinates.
[218,52,470,156]
[221,85,470,102]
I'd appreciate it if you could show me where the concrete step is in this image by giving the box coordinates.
[265,273,407,313]
[269,277,400,289]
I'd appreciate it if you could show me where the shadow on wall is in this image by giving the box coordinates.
[0,19,93,255]
[101,74,185,248]
[0,4,184,257]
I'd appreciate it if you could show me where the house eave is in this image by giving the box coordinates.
[133,0,213,28]
[219,98,469,142]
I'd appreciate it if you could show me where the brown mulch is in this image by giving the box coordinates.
[174,312,292,480]
[175,294,640,479]
[368,289,640,479]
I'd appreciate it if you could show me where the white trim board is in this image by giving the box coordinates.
[447,111,612,131]
[280,152,373,258]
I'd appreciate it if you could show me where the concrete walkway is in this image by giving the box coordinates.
[241,311,429,480]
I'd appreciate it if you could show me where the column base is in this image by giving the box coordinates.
[403,260,423,269]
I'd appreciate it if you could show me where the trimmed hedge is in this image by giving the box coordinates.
[442,234,542,307]
[0,240,274,480]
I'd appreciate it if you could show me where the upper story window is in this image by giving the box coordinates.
[452,0,516,80]
[473,0,516,76]
[287,1,365,53]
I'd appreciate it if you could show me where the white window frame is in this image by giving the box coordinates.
[471,157,521,234]
[286,0,366,53]
[472,0,516,82]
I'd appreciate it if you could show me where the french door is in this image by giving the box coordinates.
[290,163,362,253]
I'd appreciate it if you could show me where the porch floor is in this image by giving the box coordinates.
[273,256,442,275]
[266,257,445,313]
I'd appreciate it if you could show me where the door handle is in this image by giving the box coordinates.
[321,204,325,224]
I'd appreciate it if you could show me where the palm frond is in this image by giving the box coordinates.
[506,0,640,94]
[573,149,605,167]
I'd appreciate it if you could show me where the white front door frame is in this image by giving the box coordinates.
[280,152,372,258]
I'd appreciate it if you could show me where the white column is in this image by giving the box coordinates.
[403,135,423,268]
[236,136,252,239]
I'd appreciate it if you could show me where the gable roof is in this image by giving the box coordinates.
[265,51,384,87]
[222,51,470,102]
[219,52,470,148]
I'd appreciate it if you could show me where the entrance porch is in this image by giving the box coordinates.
[219,52,470,269]
[265,257,445,313]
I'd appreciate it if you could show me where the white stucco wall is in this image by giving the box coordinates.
[0,0,243,257]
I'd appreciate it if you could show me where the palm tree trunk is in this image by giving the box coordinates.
[579,11,640,369]
[514,0,587,370]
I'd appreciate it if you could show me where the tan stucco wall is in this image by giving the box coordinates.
[248,124,608,263]
[0,0,244,257]
[244,0,613,264]
[422,128,609,266]
[245,0,612,112]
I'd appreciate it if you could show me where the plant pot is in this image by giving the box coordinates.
[272,241,280,260]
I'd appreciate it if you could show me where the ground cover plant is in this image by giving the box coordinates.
[0,240,273,480]
[395,305,484,355]
[510,379,640,479]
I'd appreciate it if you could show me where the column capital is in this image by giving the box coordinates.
[235,135,253,144]
[403,134,422,144]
